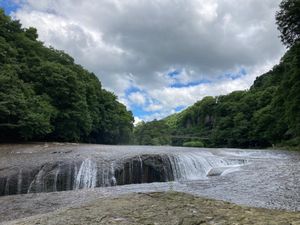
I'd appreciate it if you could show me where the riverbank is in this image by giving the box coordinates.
[4,192,300,225]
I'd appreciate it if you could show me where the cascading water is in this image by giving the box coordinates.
[0,151,247,196]
[1,144,300,217]
[167,152,245,181]
[75,159,97,189]
[53,166,60,192]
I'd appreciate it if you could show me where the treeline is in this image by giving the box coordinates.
[0,10,134,144]
[134,0,300,149]
[134,43,300,149]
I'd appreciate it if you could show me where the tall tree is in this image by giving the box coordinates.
[276,0,300,47]
[0,9,134,144]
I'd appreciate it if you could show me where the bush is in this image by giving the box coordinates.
[182,141,205,148]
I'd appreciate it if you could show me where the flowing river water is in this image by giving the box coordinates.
[0,143,299,223]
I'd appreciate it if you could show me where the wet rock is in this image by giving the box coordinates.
[6,192,300,225]
[114,154,174,185]
[0,161,84,195]
[207,167,227,176]
[51,150,73,154]
[0,154,176,196]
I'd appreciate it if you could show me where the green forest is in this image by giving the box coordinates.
[134,0,300,150]
[0,0,299,149]
[0,9,134,144]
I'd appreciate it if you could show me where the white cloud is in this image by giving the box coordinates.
[143,59,280,116]
[144,104,163,112]
[141,110,177,122]
[193,0,218,22]
[11,0,286,121]
[128,92,146,106]
[133,116,143,126]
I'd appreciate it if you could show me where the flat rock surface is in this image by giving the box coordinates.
[5,192,300,225]
[1,144,300,224]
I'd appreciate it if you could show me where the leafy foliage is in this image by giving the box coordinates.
[0,9,134,144]
[276,0,300,47]
[133,120,171,145]
[182,141,204,148]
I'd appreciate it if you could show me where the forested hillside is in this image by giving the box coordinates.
[134,0,300,149]
[0,10,134,144]
[134,43,300,149]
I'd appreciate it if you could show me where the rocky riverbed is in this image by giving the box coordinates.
[4,192,300,225]
[0,143,300,224]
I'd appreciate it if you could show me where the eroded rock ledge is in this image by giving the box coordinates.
[5,192,300,225]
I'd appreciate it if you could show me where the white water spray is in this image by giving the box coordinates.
[168,152,243,181]
[75,159,97,189]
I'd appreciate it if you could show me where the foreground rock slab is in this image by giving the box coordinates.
[5,192,300,225]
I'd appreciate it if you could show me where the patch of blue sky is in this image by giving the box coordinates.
[0,0,20,15]
[219,68,247,80]
[130,105,153,118]
[148,98,161,105]
[170,79,212,88]
[175,106,186,112]
[124,86,143,97]
[168,69,181,78]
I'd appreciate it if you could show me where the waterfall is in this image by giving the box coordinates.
[167,152,243,181]
[17,169,22,194]
[110,163,116,186]
[75,159,97,189]
[0,151,247,196]
[27,166,46,193]
[138,156,143,182]
[53,166,60,192]
[4,177,10,195]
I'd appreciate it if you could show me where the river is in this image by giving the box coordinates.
[0,143,299,222]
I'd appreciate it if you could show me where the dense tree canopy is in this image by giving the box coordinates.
[276,0,300,47]
[0,9,134,144]
[134,120,171,145]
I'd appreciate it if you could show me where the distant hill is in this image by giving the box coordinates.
[0,9,134,144]
[134,42,300,149]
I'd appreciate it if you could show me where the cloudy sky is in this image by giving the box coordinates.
[1,0,285,123]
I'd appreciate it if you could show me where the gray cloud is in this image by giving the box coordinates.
[13,0,286,120]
